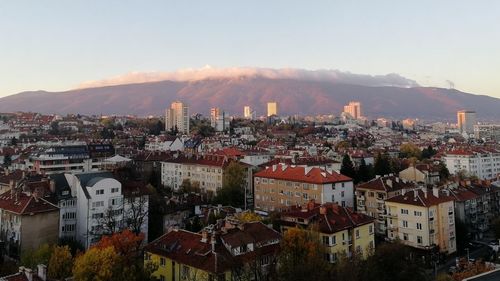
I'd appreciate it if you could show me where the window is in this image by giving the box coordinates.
[403,233,409,241]
[160,275,165,281]
[91,201,104,208]
[92,213,104,219]
[369,225,374,234]
[416,223,422,230]
[355,229,360,239]
[160,257,166,267]
[111,187,119,193]
[181,265,190,279]
[322,236,331,246]
[417,236,423,244]
[401,209,409,215]
[95,189,104,195]
[341,191,345,197]
[332,235,336,245]
[402,220,408,228]
[414,211,422,216]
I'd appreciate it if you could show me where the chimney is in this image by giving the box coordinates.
[386,179,393,188]
[401,188,406,195]
[9,179,14,191]
[25,268,33,281]
[49,180,56,193]
[413,189,418,198]
[37,264,47,281]
[319,205,327,215]
[423,188,428,198]
[432,187,439,198]
[201,230,208,243]
[210,233,217,252]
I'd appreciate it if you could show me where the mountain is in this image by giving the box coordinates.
[1,77,499,120]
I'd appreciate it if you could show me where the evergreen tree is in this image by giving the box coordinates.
[357,158,372,183]
[340,154,357,181]
[3,154,12,168]
[374,152,391,176]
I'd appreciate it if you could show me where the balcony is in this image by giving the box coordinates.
[386,213,397,218]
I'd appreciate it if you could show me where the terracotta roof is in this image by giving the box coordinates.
[385,188,454,207]
[164,155,229,168]
[0,191,59,215]
[281,202,375,234]
[356,176,416,193]
[254,164,351,184]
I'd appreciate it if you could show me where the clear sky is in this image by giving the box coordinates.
[1,0,499,98]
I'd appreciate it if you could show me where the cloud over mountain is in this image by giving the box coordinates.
[77,66,419,89]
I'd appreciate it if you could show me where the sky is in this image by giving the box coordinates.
[1,1,499,98]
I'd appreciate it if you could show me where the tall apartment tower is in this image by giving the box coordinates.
[210,107,221,127]
[267,102,278,117]
[457,110,476,136]
[343,101,362,119]
[244,106,252,119]
[165,101,189,134]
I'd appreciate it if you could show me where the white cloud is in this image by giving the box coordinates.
[76,66,419,89]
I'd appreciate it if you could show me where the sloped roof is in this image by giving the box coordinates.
[254,164,351,184]
[386,189,454,207]
[0,191,58,215]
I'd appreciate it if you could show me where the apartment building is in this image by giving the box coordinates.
[474,124,500,141]
[279,200,375,261]
[145,219,281,281]
[355,175,416,236]
[0,190,59,257]
[443,148,500,180]
[253,163,353,212]
[385,188,456,255]
[399,164,441,185]
[165,101,190,134]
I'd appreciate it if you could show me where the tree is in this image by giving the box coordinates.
[214,162,246,207]
[332,252,366,281]
[362,242,427,281]
[438,162,450,181]
[357,158,372,183]
[124,194,149,235]
[10,137,17,146]
[3,154,11,167]
[340,154,357,181]
[421,145,436,159]
[400,143,422,159]
[492,218,500,240]
[374,152,392,176]
[455,218,470,254]
[452,261,494,281]
[236,211,262,222]
[21,243,52,269]
[48,245,73,280]
[73,247,121,281]
[94,230,144,266]
[277,228,331,281]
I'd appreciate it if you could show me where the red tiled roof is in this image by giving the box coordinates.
[385,188,454,207]
[356,176,416,192]
[254,164,351,184]
[0,191,59,215]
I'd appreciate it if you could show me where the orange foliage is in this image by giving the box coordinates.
[94,230,144,265]
[282,227,321,260]
[452,261,494,281]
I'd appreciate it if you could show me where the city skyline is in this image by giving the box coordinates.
[1,1,500,98]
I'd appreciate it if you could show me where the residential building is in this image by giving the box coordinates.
[243,106,254,120]
[399,164,441,185]
[443,148,500,180]
[145,136,184,152]
[253,163,353,212]
[145,219,281,281]
[165,101,190,134]
[355,175,416,236]
[0,190,59,257]
[279,200,375,261]
[210,108,229,132]
[474,124,500,142]
[385,188,456,255]
[65,171,125,248]
[343,101,362,119]
[457,110,476,137]
[267,102,278,117]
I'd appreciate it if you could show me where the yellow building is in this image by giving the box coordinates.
[279,200,375,261]
[145,220,281,281]
[385,188,456,254]
[267,102,278,117]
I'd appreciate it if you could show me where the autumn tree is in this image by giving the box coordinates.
[48,245,73,280]
[94,230,144,266]
[21,243,52,269]
[235,211,262,223]
[277,227,331,281]
[400,143,422,159]
[73,247,121,281]
[452,261,494,281]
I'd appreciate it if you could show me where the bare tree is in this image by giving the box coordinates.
[124,194,149,235]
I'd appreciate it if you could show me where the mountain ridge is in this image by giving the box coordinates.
[1,77,499,121]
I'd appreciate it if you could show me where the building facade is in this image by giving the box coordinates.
[457,110,476,137]
[165,101,190,134]
[444,148,500,180]
[254,163,353,212]
[343,101,362,120]
[267,102,278,117]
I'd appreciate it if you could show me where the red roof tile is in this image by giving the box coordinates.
[255,164,351,184]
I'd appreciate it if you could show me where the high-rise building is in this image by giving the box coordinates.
[457,110,476,136]
[267,102,278,117]
[343,101,362,119]
[244,106,252,119]
[210,107,229,132]
[165,101,189,134]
